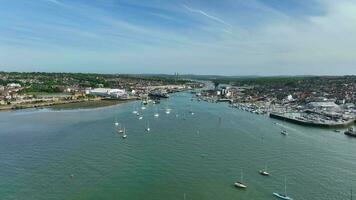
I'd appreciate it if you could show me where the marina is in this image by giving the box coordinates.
[0,92,356,200]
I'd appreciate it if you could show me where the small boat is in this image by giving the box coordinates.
[146,121,150,132]
[273,176,292,200]
[259,162,269,176]
[234,171,247,189]
[345,128,356,137]
[136,112,140,116]
[333,129,341,133]
[234,181,247,189]
[259,169,269,176]
[281,130,288,136]
[122,127,127,139]
[114,122,119,126]
[132,105,138,114]
[141,106,146,110]
[165,109,171,114]
[273,193,293,200]
[154,108,159,118]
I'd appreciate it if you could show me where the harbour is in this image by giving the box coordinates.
[1,92,356,200]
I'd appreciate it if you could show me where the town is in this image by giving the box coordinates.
[0,72,202,110]
[196,76,356,128]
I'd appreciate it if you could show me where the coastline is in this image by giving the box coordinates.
[0,98,136,112]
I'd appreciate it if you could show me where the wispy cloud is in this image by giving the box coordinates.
[182,4,232,27]
[44,0,61,5]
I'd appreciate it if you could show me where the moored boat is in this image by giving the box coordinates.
[345,128,356,137]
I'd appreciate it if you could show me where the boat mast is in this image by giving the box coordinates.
[284,176,287,196]
[351,188,353,200]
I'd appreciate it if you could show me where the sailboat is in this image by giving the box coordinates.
[114,119,119,126]
[259,163,269,176]
[122,127,127,139]
[281,130,288,136]
[189,105,195,115]
[154,108,159,118]
[132,104,138,114]
[259,137,269,176]
[351,188,353,200]
[165,102,171,114]
[146,121,150,132]
[117,123,124,134]
[273,176,293,200]
[165,107,171,114]
[234,170,247,189]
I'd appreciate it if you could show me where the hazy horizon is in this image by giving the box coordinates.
[1,0,356,75]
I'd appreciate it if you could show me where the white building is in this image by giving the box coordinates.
[7,83,21,88]
[87,88,128,99]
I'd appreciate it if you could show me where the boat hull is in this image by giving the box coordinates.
[273,193,292,200]
[234,182,247,189]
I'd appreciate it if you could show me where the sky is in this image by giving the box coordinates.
[0,0,355,75]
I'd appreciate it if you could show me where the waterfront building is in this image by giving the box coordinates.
[87,88,128,99]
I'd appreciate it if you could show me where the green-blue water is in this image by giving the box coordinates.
[1,92,356,200]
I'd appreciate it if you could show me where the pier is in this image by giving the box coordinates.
[269,113,355,128]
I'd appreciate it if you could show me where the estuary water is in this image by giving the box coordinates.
[1,92,356,200]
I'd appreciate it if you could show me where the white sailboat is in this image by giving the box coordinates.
[114,118,119,126]
[189,105,195,115]
[273,176,293,200]
[117,123,124,134]
[146,121,150,132]
[122,127,127,139]
[259,163,269,176]
[154,108,159,118]
[234,170,247,189]
[132,104,138,114]
[165,102,171,114]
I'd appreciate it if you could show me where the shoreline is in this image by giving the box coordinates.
[0,98,136,112]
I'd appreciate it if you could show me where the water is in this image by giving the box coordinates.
[1,92,356,200]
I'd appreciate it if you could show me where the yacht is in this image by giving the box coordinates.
[273,177,292,200]
[259,167,269,176]
[132,105,138,114]
[234,171,247,189]
[122,127,127,139]
[259,170,269,176]
[281,130,288,136]
[154,108,159,118]
[146,121,150,132]
[165,109,171,114]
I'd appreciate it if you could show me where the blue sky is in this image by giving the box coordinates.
[0,0,355,75]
